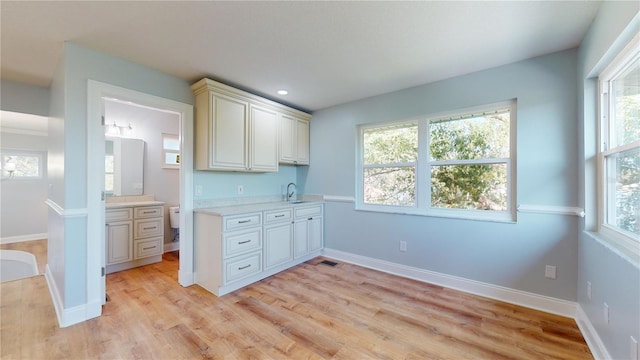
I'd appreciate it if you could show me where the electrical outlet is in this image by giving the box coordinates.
[587,281,592,300]
[544,265,557,279]
[631,336,638,360]
[195,184,203,196]
[399,241,407,252]
[237,185,244,195]
[603,302,609,324]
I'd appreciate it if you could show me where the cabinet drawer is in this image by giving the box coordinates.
[224,213,262,231]
[134,218,163,238]
[224,251,262,283]
[294,205,323,219]
[264,209,292,223]
[134,206,163,219]
[134,237,163,259]
[106,208,133,222]
[224,228,262,258]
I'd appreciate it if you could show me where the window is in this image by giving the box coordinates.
[363,123,418,206]
[0,150,43,179]
[357,100,516,222]
[162,133,180,169]
[598,34,640,248]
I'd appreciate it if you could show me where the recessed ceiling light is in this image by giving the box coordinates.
[277,90,288,95]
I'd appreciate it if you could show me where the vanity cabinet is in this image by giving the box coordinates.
[195,203,323,296]
[191,78,310,172]
[106,204,164,274]
[279,114,310,165]
[106,208,133,265]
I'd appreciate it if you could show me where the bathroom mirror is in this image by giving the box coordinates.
[105,137,145,196]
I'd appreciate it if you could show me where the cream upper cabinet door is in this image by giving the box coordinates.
[279,114,310,165]
[210,93,248,170]
[249,105,279,172]
[296,118,310,165]
[279,114,297,163]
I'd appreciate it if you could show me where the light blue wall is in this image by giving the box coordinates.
[304,49,580,300]
[194,165,297,201]
[577,3,640,359]
[50,42,194,308]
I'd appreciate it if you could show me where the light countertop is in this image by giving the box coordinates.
[195,200,323,216]
[106,200,165,209]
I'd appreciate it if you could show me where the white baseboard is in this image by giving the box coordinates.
[164,241,180,253]
[1,233,47,244]
[575,305,611,360]
[322,248,577,318]
[44,265,101,328]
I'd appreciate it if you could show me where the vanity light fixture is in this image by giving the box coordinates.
[1,157,16,180]
[277,89,289,95]
[106,121,133,137]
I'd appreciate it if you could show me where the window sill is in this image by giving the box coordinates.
[355,204,516,224]
[584,231,640,269]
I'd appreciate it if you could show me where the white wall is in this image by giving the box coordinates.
[577,3,639,359]
[0,132,48,241]
[105,100,180,245]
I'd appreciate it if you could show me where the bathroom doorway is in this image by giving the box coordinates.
[87,81,194,314]
[103,98,181,254]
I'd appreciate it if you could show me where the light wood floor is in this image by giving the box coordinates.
[1,252,593,359]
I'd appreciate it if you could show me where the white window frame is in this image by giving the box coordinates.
[162,133,180,169]
[360,122,419,210]
[356,100,516,222]
[597,33,640,255]
[0,149,44,180]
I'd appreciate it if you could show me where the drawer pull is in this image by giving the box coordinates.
[238,240,251,245]
[142,211,155,214]
[143,246,156,250]
[275,214,285,218]
[238,264,251,270]
[238,220,251,224]
[143,226,156,230]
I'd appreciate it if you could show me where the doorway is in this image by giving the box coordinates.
[87,81,194,317]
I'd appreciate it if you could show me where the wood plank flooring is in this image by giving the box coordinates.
[1,252,593,359]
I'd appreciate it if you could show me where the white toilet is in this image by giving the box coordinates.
[169,206,180,242]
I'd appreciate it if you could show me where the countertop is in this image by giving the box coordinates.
[106,200,165,209]
[194,200,323,216]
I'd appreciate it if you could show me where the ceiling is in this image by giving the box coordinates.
[1,1,602,112]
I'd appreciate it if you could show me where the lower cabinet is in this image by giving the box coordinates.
[293,205,323,258]
[195,203,323,297]
[106,220,133,265]
[264,222,293,268]
[106,204,164,274]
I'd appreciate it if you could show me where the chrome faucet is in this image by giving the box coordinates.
[286,182,297,202]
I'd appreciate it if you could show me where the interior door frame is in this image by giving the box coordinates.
[87,80,194,315]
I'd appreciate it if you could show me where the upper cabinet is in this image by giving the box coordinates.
[191,78,311,172]
[279,114,309,165]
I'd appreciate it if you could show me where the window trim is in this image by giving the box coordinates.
[356,100,517,223]
[596,32,640,252]
[162,133,180,169]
